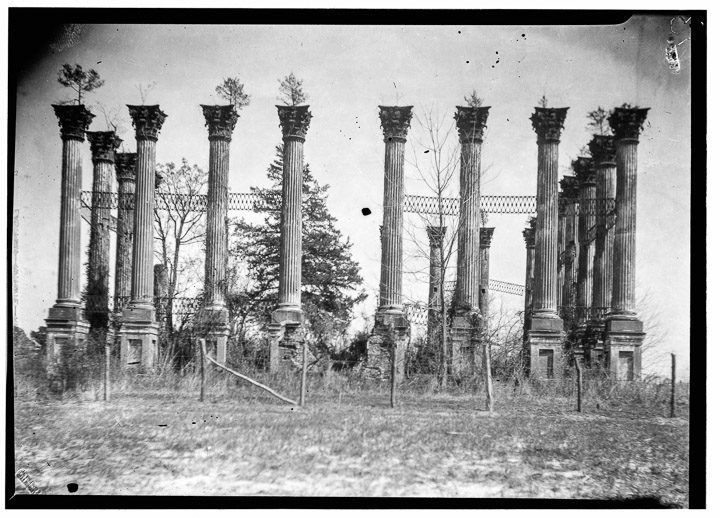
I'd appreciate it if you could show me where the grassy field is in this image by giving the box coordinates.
[12,371,689,505]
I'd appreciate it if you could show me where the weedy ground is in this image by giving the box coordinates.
[13,369,689,505]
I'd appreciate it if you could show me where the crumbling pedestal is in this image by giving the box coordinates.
[365,312,410,381]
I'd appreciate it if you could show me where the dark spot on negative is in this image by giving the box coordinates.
[361,208,371,216]
[67,483,78,493]
[424,150,429,154]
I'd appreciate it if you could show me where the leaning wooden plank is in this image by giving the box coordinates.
[201,340,298,406]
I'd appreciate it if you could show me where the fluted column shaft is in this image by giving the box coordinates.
[456,140,482,308]
[533,140,560,315]
[114,154,136,313]
[278,137,304,309]
[130,139,156,308]
[87,132,121,329]
[52,105,94,307]
[379,139,405,309]
[522,219,536,316]
[557,202,567,312]
[576,161,596,319]
[593,165,615,311]
[611,140,639,315]
[427,226,445,345]
[589,133,617,315]
[205,137,230,307]
[478,228,494,318]
[57,137,84,305]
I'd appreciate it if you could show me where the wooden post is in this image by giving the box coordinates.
[300,341,308,407]
[575,356,582,412]
[484,341,494,412]
[104,342,110,401]
[390,342,397,408]
[199,338,205,402]
[670,353,676,418]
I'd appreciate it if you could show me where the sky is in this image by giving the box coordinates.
[11,16,692,379]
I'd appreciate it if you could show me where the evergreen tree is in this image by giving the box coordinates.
[229,144,366,355]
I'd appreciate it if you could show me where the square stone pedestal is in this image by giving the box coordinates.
[449,313,478,376]
[266,308,305,372]
[605,317,644,381]
[362,310,410,381]
[526,316,564,379]
[45,305,90,363]
[118,306,158,371]
[584,321,606,370]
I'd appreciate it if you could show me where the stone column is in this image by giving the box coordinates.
[119,105,167,371]
[557,191,567,322]
[267,104,312,371]
[425,226,445,372]
[86,131,121,335]
[604,106,649,381]
[45,105,94,358]
[198,105,238,365]
[588,134,616,367]
[363,106,413,381]
[114,153,137,315]
[522,218,537,328]
[574,157,596,326]
[526,106,568,379]
[478,227,494,319]
[559,176,579,316]
[450,106,490,375]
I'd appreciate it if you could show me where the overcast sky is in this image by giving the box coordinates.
[12,16,692,379]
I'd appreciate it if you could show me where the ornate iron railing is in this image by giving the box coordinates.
[444,279,525,297]
[81,191,271,212]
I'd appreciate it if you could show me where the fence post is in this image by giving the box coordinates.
[575,356,583,412]
[300,341,308,407]
[199,338,205,402]
[670,353,676,418]
[390,342,397,409]
[484,341,494,413]
[104,341,111,402]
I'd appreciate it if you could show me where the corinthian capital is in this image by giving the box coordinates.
[608,106,650,141]
[572,157,595,186]
[379,105,413,142]
[115,153,137,183]
[52,104,95,141]
[479,227,495,248]
[559,175,579,200]
[522,218,536,248]
[127,105,168,141]
[454,106,491,143]
[588,134,616,165]
[87,131,122,163]
[277,105,312,141]
[201,104,238,141]
[530,107,569,142]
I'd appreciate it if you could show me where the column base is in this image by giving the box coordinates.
[45,304,90,363]
[361,310,411,381]
[604,317,644,381]
[449,310,481,377]
[526,316,564,379]
[118,306,159,371]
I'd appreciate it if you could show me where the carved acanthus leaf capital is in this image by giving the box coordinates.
[127,105,168,141]
[608,106,650,141]
[426,226,446,248]
[454,106,491,143]
[87,131,122,163]
[530,107,569,142]
[572,156,595,186]
[115,153,137,182]
[588,134,616,165]
[559,175,580,200]
[201,104,238,141]
[522,218,536,248]
[52,104,95,141]
[155,171,164,190]
[479,227,495,248]
[379,105,413,142]
[277,105,312,141]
